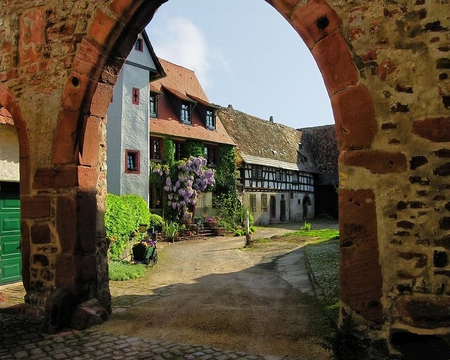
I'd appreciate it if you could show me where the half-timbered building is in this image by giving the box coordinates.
[218,106,317,225]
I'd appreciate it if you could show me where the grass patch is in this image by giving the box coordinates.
[252,238,274,244]
[285,229,339,242]
[109,261,148,281]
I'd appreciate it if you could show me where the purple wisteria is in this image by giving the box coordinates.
[152,156,215,217]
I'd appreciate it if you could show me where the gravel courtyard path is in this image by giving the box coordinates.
[98,219,338,359]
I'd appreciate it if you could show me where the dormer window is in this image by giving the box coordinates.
[150,93,158,118]
[206,110,215,129]
[181,102,191,124]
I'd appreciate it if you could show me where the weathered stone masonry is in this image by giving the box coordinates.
[1,0,450,354]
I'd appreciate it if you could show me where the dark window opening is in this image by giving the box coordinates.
[175,142,183,161]
[204,146,216,165]
[135,38,143,52]
[206,110,215,129]
[181,103,191,124]
[150,93,158,117]
[125,150,140,174]
[151,138,161,160]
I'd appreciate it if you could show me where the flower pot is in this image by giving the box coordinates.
[214,227,226,236]
[132,243,147,262]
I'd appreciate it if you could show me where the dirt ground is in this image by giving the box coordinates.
[97,219,338,359]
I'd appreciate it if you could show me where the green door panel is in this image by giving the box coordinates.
[0,189,22,284]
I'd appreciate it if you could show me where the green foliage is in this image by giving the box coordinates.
[122,194,150,228]
[149,213,164,231]
[105,194,135,260]
[287,229,339,242]
[108,261,147,281]
[301,221,312,231]
[183,140,204,158]
[164,221,179,242]
[105,193,151,260]
[215,146,237,191]
[162,138,175,167]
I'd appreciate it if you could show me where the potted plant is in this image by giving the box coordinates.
[164,221,179,243]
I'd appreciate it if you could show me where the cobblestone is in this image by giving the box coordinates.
[0,312,289,360]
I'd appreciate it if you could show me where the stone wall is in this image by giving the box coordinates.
[1,0,450,353]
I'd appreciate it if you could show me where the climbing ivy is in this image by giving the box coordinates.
[162,138,175,167]
[213,145,241,226]
[183,140,204,158]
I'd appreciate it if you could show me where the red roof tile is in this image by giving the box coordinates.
[150,59,234,146]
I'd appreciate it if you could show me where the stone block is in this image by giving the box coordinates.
[78,166,98,188]
[339,188,383,323]
[70,298,108,330]
[52,109,81,165]
[88,10,118,48]
[394,297,450,329]
[340,150,407,174]
[266,0,300,22]
[313,31,359,96]
[31,223,51,245]
[332,85,377,150]
[89,83,112,118]
[290,0,342,49]
[412,117,450,142]
[21,196,51,219]
[79,116,101,167]
[57,196,77,253]
[77,192,97,254]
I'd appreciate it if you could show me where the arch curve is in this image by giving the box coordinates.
[0,84,31,194]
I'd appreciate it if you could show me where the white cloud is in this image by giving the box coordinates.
[151,17,229,90]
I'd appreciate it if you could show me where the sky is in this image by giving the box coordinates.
[145,0,334,130]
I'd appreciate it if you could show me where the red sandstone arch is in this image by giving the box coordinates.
[55,0,382,325]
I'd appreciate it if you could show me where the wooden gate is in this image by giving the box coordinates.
[0,182,21,284]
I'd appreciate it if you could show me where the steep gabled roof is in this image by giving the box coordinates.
[150,59,234,146]
[218,105,316,173]
[0,107,14,125]
[142,30,166,81]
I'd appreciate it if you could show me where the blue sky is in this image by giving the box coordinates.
[146,0,334,130]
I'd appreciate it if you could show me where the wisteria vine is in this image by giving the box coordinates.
[151,156,215,218]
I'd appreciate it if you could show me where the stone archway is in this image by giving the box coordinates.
[1,0,450,355]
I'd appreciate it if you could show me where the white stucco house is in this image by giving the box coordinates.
[106,31,165,204]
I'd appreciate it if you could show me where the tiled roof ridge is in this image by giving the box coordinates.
[158,58,196,76]
[218,105,300,131]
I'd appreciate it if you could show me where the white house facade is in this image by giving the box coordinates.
[106,31,164,204]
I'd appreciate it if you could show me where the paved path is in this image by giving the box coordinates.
[0,220,337,359]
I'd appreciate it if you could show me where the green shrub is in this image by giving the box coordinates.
[105,193,151,260]
[301,221,312,231]
[122,194,151,228]
[109,261,147,281]
[149,213,164,232]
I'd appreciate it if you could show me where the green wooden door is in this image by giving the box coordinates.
[0,183,21,284]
